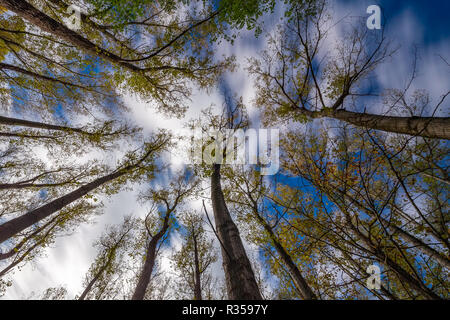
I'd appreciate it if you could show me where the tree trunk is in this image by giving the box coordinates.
[78,264,107,300]
[0,0,141,72]
[131,234,162,300]
[210,164,262,300]
[0,115,88,134]
[0,170,122,244]
[0,142,162,244]
[79,230,129,300]
[193,235,202,300]
[301,108,450,139]
[46,0,135,52]
[332,110,450,140]
[348,217,443,300]
[255,213,317,299]
[132,208,171,300]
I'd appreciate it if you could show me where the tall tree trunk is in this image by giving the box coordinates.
[78,264,108,300]
[78,245,121,300]
[193,235,202,300]
[79,229,130,300]
[332,110,450,140]
[132,208,171,300]
[0,0,141,71]
[0,170,122,244]
[210,164,262,300]
[0,0,219,75]
[0,143,162,244]
[254,213,317,299]
[131,233,164,300]
[301,109,450,140]
[0,115,88,134]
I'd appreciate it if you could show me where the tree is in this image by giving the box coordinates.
[0,132,169,244]
[0,5,123,121]
[78,216,138,300]
[1,0,447,301]
[225,167,317,299]
[0,201,100,280]
[249,0,450,139]
[0,0,233,117]
[170,211,217,300]
[0,115,139,150]
[26,286,68,300]
[131,172,196,300]
[190,102,262,299]
[278,124,448,299]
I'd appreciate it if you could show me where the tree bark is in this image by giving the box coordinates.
[0,115,88,134]
[131,230,166,300]
[0,143,162,244]
[210,164,262,300]
[300,108,450,140]
[333,110,450,140]
[78,264,107,300]
[0,0,141,72]
[0,170,123,244]
[255,213,317,299]
[193,235,202,300]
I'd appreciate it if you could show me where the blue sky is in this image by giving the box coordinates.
[340,0,450,44]
[336,0,449,117]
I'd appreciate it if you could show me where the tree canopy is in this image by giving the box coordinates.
[0,0,448,301]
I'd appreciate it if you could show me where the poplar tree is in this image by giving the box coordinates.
[249,0,450,139]
[170,211,217,300]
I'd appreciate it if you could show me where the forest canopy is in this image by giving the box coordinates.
[0,0,448,301]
